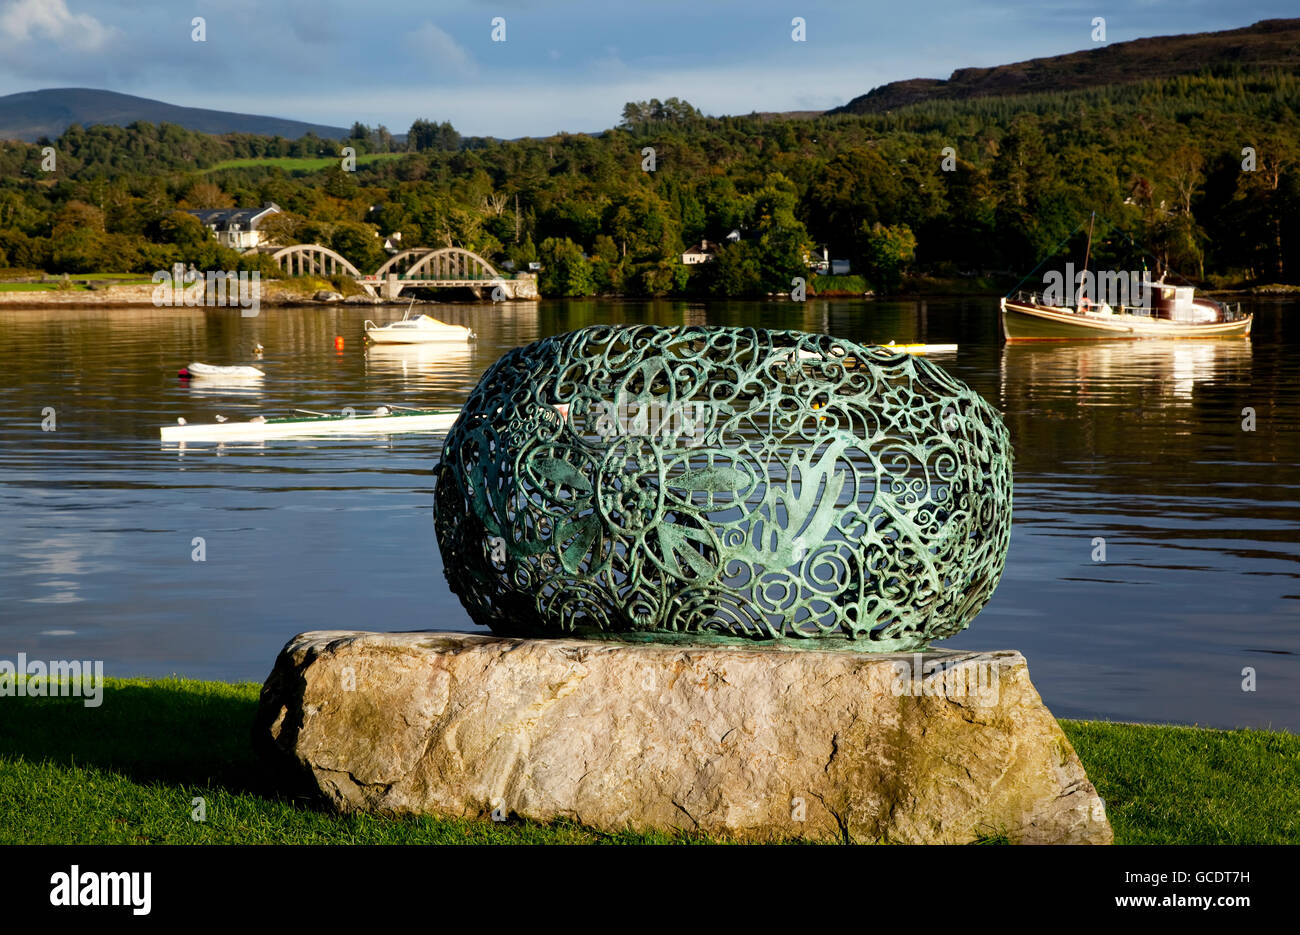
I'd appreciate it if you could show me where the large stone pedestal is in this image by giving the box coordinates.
[254,631,1111,844]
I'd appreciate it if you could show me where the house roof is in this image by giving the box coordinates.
[189,203,281,231]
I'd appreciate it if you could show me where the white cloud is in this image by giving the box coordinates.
[406,21,477,78]
[0,0,117,52]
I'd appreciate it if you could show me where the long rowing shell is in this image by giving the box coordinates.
[160,408,460,442]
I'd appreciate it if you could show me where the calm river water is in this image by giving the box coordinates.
[0,298,1296,729]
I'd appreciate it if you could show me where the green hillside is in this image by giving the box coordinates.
[830,17,1300,114]
[0,88,351,143]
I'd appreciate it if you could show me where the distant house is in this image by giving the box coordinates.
[383,232,403,254]
[681,239,720,265]
[188,203,282,250]
[725,229,741,242]
[806,247,850,275]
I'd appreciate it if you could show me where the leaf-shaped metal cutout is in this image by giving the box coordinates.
[653,522,717,580]
[558,513,601,574]
[669,465,748,492]
[532,456,593,491]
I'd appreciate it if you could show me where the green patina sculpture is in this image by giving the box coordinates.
[434,325,1012,650]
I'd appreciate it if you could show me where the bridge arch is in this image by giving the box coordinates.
[271,244,363,279]
[374,249,439,279]
[401,247,502,282]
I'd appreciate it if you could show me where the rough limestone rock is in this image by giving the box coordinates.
[255,631,1112,844]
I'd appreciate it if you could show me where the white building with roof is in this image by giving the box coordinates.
[188,203,282,250]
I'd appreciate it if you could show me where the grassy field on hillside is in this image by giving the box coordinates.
[206,153,406,173]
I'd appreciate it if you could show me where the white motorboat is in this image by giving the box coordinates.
[365,309,474,344]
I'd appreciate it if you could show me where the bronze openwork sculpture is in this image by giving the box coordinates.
[434,325,1012,650]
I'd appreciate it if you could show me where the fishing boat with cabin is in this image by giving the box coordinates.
[1001,214,1252,341]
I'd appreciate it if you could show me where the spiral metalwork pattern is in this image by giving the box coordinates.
[434,325,1013,650]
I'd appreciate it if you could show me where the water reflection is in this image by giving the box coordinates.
[165,439,270,457]
[994,338,1272,481]
[12,533,101,605]
[182,380,266,398]
[364,342,477,385]
[999,339,1253,408]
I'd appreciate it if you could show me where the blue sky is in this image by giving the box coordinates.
[0,0,1292,136]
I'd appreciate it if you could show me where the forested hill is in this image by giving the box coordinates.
[0,45,1296,296]
[0,89,350,143]
[829,18,1300,115]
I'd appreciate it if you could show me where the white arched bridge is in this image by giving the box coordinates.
[269,245,538,299]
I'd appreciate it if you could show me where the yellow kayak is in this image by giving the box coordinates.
[884,342,958,354]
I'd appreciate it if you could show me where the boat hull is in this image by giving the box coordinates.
[181,362,265,378]
[365,330,472,344]
[160,409,460,442]
[1001,299,1252,341]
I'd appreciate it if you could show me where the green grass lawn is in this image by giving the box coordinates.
[0,274,154,292]
[206,153,406,174]
[1060,719,1300,844]
[1,677,1295,844]
[809,274,872,295]
[0,282,87,292]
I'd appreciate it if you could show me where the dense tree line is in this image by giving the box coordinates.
[0,68,1297,294]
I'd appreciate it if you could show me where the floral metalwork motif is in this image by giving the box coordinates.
[434,325,1013,651]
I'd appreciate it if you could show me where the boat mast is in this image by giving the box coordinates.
[1079,211,1095,309]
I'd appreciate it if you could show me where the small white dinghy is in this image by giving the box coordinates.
[365,308,474,345]
[180,362,265,379]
